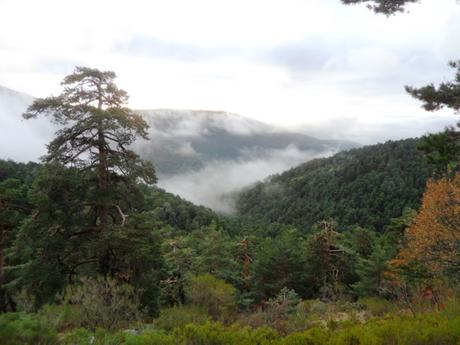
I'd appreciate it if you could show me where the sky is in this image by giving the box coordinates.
[1,0,460,144]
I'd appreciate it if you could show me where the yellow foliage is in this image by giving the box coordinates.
[392,172,460,275]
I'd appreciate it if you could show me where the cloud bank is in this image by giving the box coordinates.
[157,145,335,213]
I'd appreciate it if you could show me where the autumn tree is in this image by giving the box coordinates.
[392,173,460,280]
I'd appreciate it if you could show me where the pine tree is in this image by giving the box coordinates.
[23,66,156,231]
[352,239,391,297]
[406,60,460,175]
[10,67,163,314]
[0,178,31,311]
[306,221,353,300]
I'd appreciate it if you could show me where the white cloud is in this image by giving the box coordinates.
[157,145,335,213]
[0,0,459,142]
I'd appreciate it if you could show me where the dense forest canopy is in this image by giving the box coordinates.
[237,138,433,232]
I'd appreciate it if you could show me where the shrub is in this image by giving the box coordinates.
[358,297,395,316]
[264,288,301,333]
[284,327,331,345]
[62,328,126,345]
[38,304,82,332]
[185,274,237,321]
[178,322,280,345]
[0,312,57,345]
[61,276,141,331]
[154,305,210,331]
[124,330,176,345]
[13,289,36,313]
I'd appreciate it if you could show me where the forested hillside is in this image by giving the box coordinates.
[1,64,459,345]
[135,109,357,175]
[237,138,433,232]
[0,86,358,212]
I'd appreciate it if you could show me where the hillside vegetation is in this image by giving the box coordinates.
[1,66,459,345]
[237,138,433,232]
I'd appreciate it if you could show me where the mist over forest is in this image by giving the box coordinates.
[1,1,460,344]
[0,85,454,212]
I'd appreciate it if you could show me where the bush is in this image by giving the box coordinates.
[13,289,36,313]
[284,327,331,345]
[0,312,57,345]
[264,288,301,333]
[358,297,395,316]
[62,328,126,345]
[124,330,176,345]
[178,322,280,345]
[38,304,82,332]
[154,305,210,331]
[185,274,237,321]
[61,276,141,331]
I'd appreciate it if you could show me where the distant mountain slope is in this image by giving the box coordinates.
[0,85,358,211]
[236,138,433,231]
[135,109,358,175]
[0,86,54,162]
[134,109,358,211]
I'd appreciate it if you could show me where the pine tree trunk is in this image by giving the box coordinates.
[98,129,109,229]
[97,89,109,230]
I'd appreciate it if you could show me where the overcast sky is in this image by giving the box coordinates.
[1,0,460,143]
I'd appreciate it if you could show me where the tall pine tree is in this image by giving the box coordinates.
[10,67,163,314]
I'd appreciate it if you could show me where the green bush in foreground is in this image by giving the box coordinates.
[61,276,141,331]
[4,308,460,345]
[0,312,57,345]
[185,274,238,321]
[154,305,210,331]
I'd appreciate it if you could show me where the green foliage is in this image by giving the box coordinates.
[417,127,460,177]
[37,304,82,332]
[140,184,219,234]
[251,229,311,301]
[261,288,302,333]
[306,223,355,300]
[4,307,460,345]
[7,165,165,314]
[0,177,32,311]
[0,312,57,345]
[124,330,176,345]
[178,322,280,345]
[358,297,396,316]
[9,67,165,313]
[185,274,238,321]
[352,239,391,297]
[0,160,38,311]
[237,139,432,232]
[0,160,40,184]
[61,276,141,331]
[8,164,93,307]
[62,328,126,345]
[100,213,165,316]
[406,60,460,176]
[154,305,210,331]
